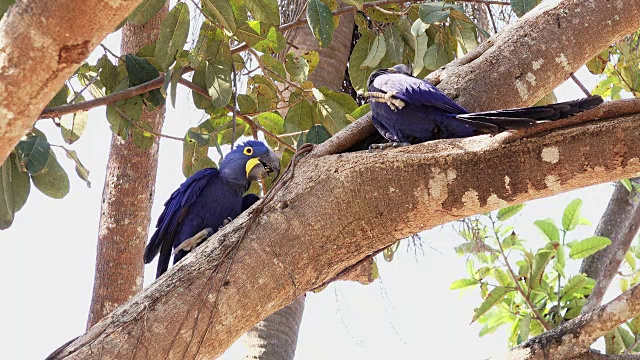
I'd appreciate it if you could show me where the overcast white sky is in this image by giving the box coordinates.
[0,28,627,359]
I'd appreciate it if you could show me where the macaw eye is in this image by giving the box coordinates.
[243,147,253,156]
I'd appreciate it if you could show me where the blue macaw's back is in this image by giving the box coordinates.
[367,65,603,144]
[368,68,475,143]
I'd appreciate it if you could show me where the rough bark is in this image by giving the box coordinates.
[313,0,640,156]
[244,296,306,360]
[0,0,142,164]
[509,283,640,360]
[579,180,640,314]
[49,100,640,359]
[86,3,168,329]
[245,4,357,358]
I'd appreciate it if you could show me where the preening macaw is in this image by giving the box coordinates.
[366,64,603,145]
[143,140,279,279]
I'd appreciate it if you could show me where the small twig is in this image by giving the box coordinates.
[177,78,296,152]
[113,106,184,141]
[100,43,124,62]
[570,73,592,97]
[490,215,553,331]
[70,74,100,103]
[485,3,499,34]
[372,4,410,16]
[278,130,309,138]
[231,61,238,149]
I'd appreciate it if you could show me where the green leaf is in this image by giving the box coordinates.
[305,124,331,144]
[154,2,190,70]
[15,135,50,175]
[605,328,626,355]
[534,219,560,242]
[256,112,284,134]
[586,49,610,75]
[569,236,612,259]
[183,129,215,177]
[497,204,524,221]
[260,54,287,79]
[529,242,558,290]
[301,51,320,74]
[48,85,69,108]
[97,55,119,94]
[0,157,15,229]
[562,198,583,231]
[361,34,386,68]
[351,104,370,120]
[312,89,350,135]
[202,0,237,34]
[62,148,91,188]
[205,59,233,108]
[560,274,588,301]
[237,94,257,113]
[124,54,164,106]
[519,314,531,344]
[246,0,280,25]
[411,19,430,75]
[236,21,285,53]
[31,150,70,199]
[626,251,636,269]
[629,316,640,335]
[511,0,541,17]
[285,52,310,83]
[492,268,513,287]
[424,42,450,70]
[8,153,29,213]
[450,278,479,290]
[348,33,377,93]
[307,0,334,48]
[106,96,144,139]
[341,0,363,10]
[621,179,633,192]
[132,121,156,150]
[128,0,165,25]
[317,87,358,113]
[285,100,314,133]
[384,25,404,64]
[472,286,510,323]
[419,6,449,24]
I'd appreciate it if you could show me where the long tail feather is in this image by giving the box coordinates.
[455,95,603,133]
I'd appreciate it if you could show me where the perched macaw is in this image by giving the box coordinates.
[366,64,603,145]
[143,140,280,278]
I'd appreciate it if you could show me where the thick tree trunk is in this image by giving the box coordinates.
[0,0,143,164]
[244,296,306,360]
[86,3,168,328]
[244,2,357,358]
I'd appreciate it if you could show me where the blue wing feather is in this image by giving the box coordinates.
[372,74,468,114]
[143,168,219,266]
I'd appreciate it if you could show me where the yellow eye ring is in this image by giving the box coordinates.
[243,147,253,156]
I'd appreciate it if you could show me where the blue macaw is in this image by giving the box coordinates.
[366,64,603,145]
[144,140,280,278]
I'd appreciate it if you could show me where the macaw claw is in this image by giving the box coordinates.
[174,228,214,254]
[364,91,406,111]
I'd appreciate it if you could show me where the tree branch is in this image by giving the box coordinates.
[49,101,640,359]
[0,0,144,164]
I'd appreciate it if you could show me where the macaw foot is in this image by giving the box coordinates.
[174,228,213,254]
[369,142,411,150]
[219,217,233,230]
[364,91,406,111]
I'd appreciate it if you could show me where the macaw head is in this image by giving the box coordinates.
[390,64,412,75]
[220,140,281,184]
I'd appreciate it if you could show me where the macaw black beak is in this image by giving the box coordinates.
[246,150,281,181]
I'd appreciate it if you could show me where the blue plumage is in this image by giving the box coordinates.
[367,64,603,144]
[144,140,279,278]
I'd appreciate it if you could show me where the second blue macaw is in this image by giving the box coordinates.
[366,64,603,145]
[143,140,279,278]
